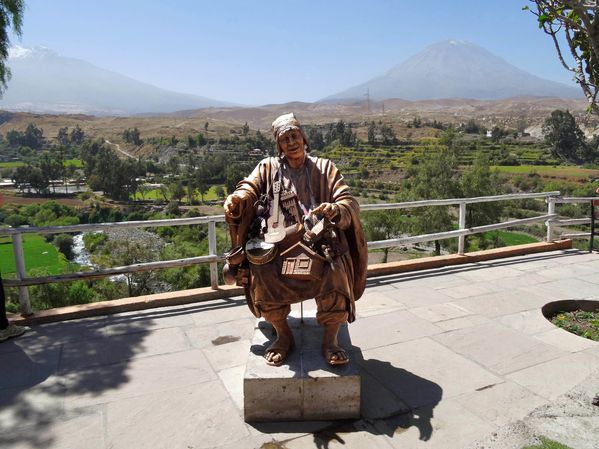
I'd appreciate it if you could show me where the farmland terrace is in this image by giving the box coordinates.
[1,247,599,449]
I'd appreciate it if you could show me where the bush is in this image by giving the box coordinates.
[4,213,28,227]
[83,232,108,252]
[53,234,75,260]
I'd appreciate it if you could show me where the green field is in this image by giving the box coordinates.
[485,230,539,246]
[0,159,82,169]
[0,161,25,168]
[492,165,599,179]
[0,234,68,276]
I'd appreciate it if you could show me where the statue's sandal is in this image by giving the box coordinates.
[264,340,294,367]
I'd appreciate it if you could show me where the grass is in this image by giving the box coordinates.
[0,159,83,168]
[492,165,599,179]
[0,161,25,168]
[523,436,574,449]
[65,158,83,168]
[486,230,540,246]
[0,234,68,276]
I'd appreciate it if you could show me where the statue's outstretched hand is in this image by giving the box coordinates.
[224,192,248,219]
[312,202,340,221]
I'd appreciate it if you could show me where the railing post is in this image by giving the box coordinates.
[11,233,32,316]
[458,202,466,255]
[208,220,218,289]
[546,196,556,242]
[590,200,596,253]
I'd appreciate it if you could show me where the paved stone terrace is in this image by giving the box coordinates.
[1,249,599,449]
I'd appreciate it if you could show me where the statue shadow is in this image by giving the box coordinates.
[249,318,443,447]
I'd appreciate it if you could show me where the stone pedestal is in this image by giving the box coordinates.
[243,313,361,422]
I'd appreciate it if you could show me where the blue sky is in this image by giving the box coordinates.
[11,0,577,105]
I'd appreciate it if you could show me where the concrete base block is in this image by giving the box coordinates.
[244,313,361,422]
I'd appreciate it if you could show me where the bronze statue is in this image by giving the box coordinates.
[223,113,367,366]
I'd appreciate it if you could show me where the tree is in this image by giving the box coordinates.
[215,185,225,200]
[460,153,504,225]
[69,125,85,145]
[367,121,376,145]
[22,123,44,149]
[242,122,249,136]
[362,210,403,263]
[0,0,24,95]
[57,127,69,146]
[404,146,460,255]
[170,181,185,204]
[5,129,20,146]
[527,1,599,113]
[542,109,593,162]
[123,127,142,145]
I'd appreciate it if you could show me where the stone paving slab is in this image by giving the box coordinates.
[497,309,556,335]
[435,314,491,332]
[355,290,407,318]
[62,348,218,410]
[519,278,599,300]
[350,310,443,350]
[385,286,455,308]
[452,380,547,427]
[105,381,249,449]
[506,349,599,400]
[0,377,66,431]
[432,322,567,375]
[361,337,501,406]
[184,316,255,349]
[409,302,473,323]
[533,328,599,353]
[452,289,549,318]
[377,399,497,449]
[1,408,105,449]
[59,326,190,371]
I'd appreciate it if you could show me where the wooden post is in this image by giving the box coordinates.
[11,233,32,316]
[458,202,466,255]
[591,200,596,253]
[546,197,556,242]
[208,220,218,289]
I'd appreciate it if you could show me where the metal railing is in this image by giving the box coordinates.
[551,196,599,252]
[1,191,564,315]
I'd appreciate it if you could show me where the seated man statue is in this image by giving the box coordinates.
[223,113,367,366]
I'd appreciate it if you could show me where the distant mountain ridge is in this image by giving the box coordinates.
[0,46,231,115]
[323,40,582,102]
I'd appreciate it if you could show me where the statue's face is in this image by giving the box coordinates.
[278,128,306,165]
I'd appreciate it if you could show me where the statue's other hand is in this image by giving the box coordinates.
[224,192,248,218]
[312,202,340,221]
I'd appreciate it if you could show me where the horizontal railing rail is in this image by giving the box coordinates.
[1,191,574,315]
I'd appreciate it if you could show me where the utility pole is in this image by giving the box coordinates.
[364,88,371,115]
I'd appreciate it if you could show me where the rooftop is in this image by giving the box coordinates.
[1,249,599,449]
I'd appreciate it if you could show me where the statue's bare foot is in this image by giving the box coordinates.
[264,320,294,366]
[322,323,349,366]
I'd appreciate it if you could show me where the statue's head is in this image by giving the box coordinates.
[272,113,311,157]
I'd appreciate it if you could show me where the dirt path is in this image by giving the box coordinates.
[104,139,135,159]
